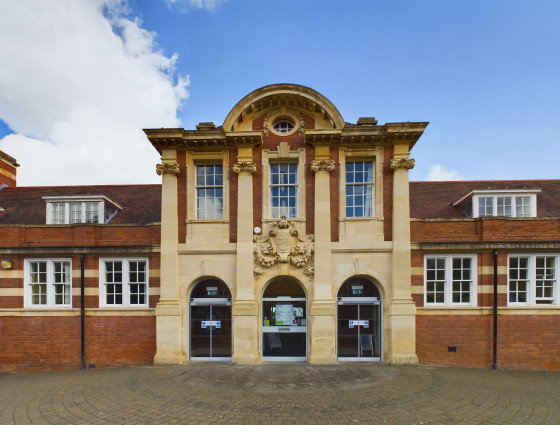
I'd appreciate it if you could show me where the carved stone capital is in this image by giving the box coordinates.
[311,160,335,173]
[389,158,415,171]
[233,162,257,174]
[156,162,180,175]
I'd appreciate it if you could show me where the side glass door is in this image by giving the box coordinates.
[337,304,359,358]
[210,304,232,357]
[190,305,211,358]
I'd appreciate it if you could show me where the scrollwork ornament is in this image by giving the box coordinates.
[311,160,335,173]
[156,162,180,175]
[262,113,271,137]
[254,267,264,279]
[389,158,415,171]
[233,162,257,174]
[297,112,306,135]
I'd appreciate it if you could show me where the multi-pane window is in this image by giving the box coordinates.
[25,259,71,308]
[196,165,223,219]
[47,201,103,224]
[509,255,557,305]
[270,163,297,218]
[425,255,476,306]
[475,194,535,218]
[478,197,493,217]
[100,259,148,307]
[345,161,374,217]
[85,202,99,223]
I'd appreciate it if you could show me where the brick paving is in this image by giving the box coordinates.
[0,363,559,424]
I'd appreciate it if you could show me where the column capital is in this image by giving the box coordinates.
[233,161,257,174]
[389,158,415,171]
[311,160,335,173]
[156,162,180,175]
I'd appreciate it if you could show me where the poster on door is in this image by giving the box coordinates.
[349,320,369,328]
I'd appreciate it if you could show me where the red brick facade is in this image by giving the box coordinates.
[0,315,156,372]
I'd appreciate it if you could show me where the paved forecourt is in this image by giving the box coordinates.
[0,362,559,424]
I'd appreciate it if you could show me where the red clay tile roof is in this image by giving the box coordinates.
[410,180,560,219]
[0,184,161,225]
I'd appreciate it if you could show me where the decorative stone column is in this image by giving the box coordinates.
[154,150,184,364]
[309,147,337,364]
[387,144,418,365]
[232,147,259,364]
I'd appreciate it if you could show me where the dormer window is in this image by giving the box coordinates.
[453,189,540,218]
[43,196,123,225]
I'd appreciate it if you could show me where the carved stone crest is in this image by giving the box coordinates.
[254,216,314,271]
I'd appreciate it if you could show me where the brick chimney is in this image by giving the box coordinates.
[0,150,19,188]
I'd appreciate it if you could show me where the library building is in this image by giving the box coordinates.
[1,84,559,372]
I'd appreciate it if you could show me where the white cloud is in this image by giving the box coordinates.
[427,164,464,181]
[164,0,226,13]
[0,0,189,186]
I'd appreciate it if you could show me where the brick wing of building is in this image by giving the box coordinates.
[1,83,558,372]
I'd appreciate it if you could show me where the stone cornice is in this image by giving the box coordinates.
[156,162,180,175]
[144,128,262,153]
[310,160,335,172]
[233,162,257,174]
[390,158,415,171]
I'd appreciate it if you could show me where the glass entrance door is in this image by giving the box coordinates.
[337,301,381,360]
[190,302,232,360]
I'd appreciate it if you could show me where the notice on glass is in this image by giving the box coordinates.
[275,303,293,325]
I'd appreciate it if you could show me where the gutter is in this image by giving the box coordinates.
[80,253,85,370]
[492,249,498,370]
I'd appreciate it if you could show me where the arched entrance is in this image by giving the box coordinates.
[189,279,232,361]
[262,277,307,361]
[337,277,382,361]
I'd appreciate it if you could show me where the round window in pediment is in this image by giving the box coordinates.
[272,119,295,134]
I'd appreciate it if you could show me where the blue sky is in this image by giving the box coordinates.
[0,0,559,185]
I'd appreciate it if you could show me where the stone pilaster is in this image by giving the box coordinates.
[309,146,337,364]
[387,143,418,365]
[154,150,183,364]
[232,146,259,364]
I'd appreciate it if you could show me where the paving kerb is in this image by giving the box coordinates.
[0,363,559,424]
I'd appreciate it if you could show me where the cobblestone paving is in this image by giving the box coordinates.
[0,363,559,424]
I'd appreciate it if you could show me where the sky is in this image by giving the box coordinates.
[0,0,559,186]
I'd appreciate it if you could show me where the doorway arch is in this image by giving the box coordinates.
[337,277,382,361]
[189,279,232,361]
[261,277,307,361]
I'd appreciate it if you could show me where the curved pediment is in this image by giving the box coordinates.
[223,84,345,132]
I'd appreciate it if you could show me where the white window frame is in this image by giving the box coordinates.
[424,255,478,307]
[99,258,149,308]
[269,162,298,219]
[508,254,559,306]
[345,160,374,218]
[24,259,72,308]
[470,191,539,218]
[195,164,224,220]
[44,196,123,225]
